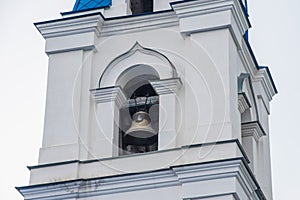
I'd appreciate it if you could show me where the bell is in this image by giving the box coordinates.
[124,111,157,146]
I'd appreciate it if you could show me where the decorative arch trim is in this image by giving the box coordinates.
[98,42,178,88]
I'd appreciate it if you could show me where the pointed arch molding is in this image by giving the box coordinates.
[98,42,178,88]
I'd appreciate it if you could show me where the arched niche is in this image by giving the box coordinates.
[116,64,160,155]
[90,42,182,158]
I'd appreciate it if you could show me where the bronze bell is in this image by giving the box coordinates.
[124,111,157,146]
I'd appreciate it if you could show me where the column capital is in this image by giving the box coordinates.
[238,92,251,113]
[242,121,266,142]
[149,77,182,95]
[90,86,127,108]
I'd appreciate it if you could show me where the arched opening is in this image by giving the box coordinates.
[117,66,159,155]
[92,43,181,158]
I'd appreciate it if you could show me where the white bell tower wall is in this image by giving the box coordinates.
[17,1,277,200]
[36,0,251,164]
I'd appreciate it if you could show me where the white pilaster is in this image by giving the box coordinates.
[241,121,265,173]
[150,78,182,150]
[90,86,127,158]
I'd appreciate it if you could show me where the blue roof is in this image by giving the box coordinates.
[73,0,112,11]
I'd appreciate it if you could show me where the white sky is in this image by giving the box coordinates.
[0,1,299,199]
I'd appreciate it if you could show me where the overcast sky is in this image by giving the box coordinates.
[0,1,299,199]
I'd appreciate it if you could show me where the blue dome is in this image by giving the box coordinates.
[73,0,112,11]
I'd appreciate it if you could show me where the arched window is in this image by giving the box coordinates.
[118,72,159,155]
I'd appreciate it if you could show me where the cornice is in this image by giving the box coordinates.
[173,159,260,199]
[17,158,263,200]
[90,86,127,108]
[26,139,249,170]
[171,0,249,36]
[238,92,251,113]
[253,67,277,101]
[35,13,104,38]
[35,10,178,39]
[24,139,251,185]
[101,11,179,36]
[241,121,266,142]
[239,39,277,102]
[150,77,182,95]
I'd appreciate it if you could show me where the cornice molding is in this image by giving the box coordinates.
[171,0,249,36]
[17,158,262,200]
[238,92,251,113]
[35,10,179,53]
[150,77,182,95]
[173,159,259,199]
[35,10,178,39]
[101,11,179,36]
[35,13,104,38]
[90,86,127,107]
[239,41,277,103]
[241,121,266,142]
[253,67,277,101]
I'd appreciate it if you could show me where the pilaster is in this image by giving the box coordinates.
[90,86,127,158]
[241,121,265,173]
[150,78,182,150]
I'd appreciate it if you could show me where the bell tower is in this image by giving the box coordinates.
[17,0,277,199]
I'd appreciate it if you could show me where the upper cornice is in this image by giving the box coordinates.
[35,0,248,38]
[240,38,277,101]
[17,158,261,200]
[35,12,104,38]
[35,10,178,39]
[100,10,178,36]
[254,67,277,101]
[171,0,250,37]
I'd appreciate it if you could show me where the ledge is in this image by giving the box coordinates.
[241,121,266,142]
[150,77,182,95]
[27,139,250,170]
[17,157,264,200]
[90,86,127,107]
[25,139,250,186]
